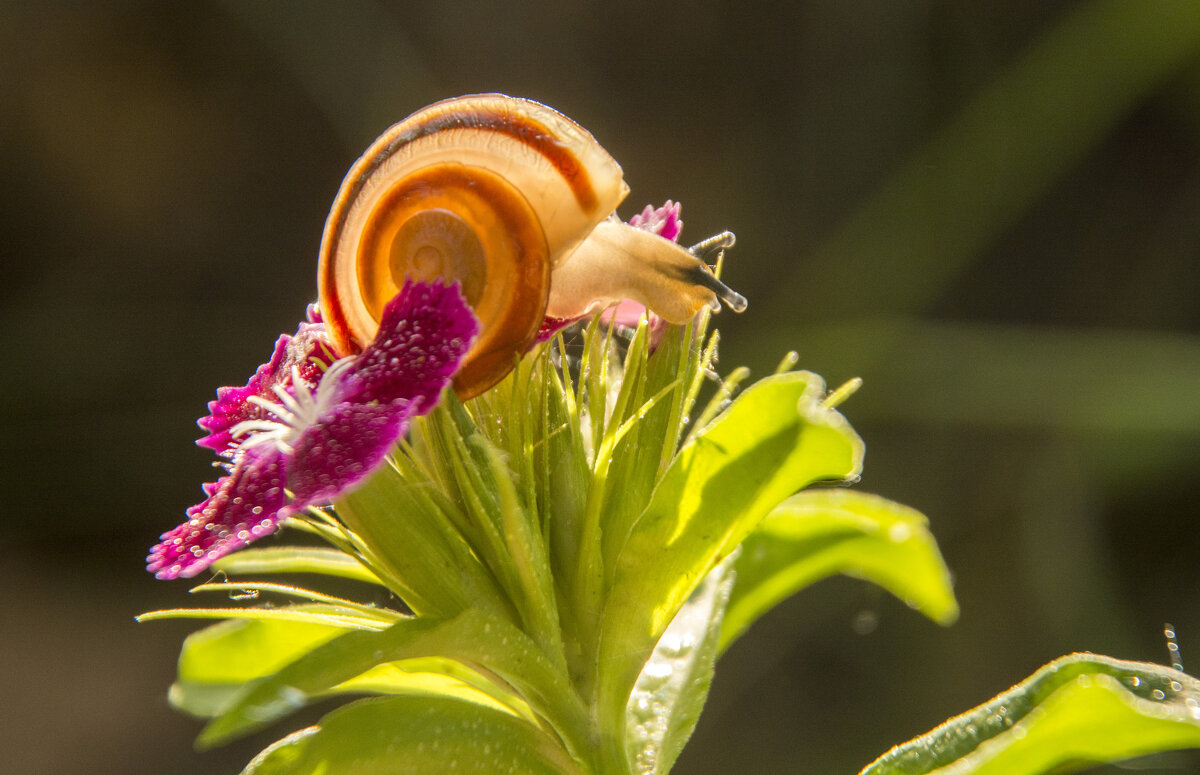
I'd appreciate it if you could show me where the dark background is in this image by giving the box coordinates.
[4,2,1200,773]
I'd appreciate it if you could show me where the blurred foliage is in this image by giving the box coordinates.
[3,1,1200,773]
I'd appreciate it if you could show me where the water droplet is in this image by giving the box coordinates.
[1152,689,1166,701]
[852,610,879,634]
[642,662,673,680]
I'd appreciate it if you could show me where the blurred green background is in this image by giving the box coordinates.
[4,1,1200,773]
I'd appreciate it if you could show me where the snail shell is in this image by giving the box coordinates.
[318,93,743,399]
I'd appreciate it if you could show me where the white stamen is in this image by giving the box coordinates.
[287,365,317,416]
[228,356,357,455]
[229,419,287,435]
[319,358,357,405]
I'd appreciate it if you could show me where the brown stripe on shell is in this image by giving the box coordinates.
[380,99,600,213]
[320,95,597,360]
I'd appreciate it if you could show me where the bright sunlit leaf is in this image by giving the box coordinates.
[170,609,349,717]
[861,654,1200,775]
[597,371,864,746]
[720,489,958,652]
[626,556,736,775]
[240,695,582,775]
[199,607,588,756]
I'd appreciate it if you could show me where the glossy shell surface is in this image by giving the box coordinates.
[319,94,629,398]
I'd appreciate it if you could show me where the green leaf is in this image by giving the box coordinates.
[861,653,1200,775]
[170,609,349,717]
[201,607,589,760]
[169,608,531,721]
[597,371,864,755]
[626,556,736,775]
[212,547,383,585]
[241,695,583,775]
[338,657,535,720]
[720,489,958,651]
[240,727,317,775]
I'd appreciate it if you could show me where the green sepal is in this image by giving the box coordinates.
[334,460,515,621]
[212,547,383,585]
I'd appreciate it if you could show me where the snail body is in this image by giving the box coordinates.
[318,94,743,399]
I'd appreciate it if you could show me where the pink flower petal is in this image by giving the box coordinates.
[150,281,480,580]
[347,281,481,406]
[628,199,683,243]
[196,322,336,455]
[535,315,583,343]
[286,399,417,507]
[195,335,291,455]
[147,445,291,579]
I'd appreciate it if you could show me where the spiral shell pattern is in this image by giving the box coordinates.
[319,94,629,399]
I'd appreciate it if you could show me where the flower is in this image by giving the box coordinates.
[194,309,336,456]
[627,199,683,243]
[147,281,479,579]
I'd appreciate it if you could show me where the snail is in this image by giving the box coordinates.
[318,93,746,399]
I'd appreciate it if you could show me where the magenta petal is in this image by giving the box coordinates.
[287,399,417,507]
[628,200,683,243]
[535,315,583,343]
[152,281,478,581]
[146,446,291,579]
[346,281,480,406]
[287,281,478,505]
[288,320,339,387]
[196,322,337,455]
[196,335,292,454]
